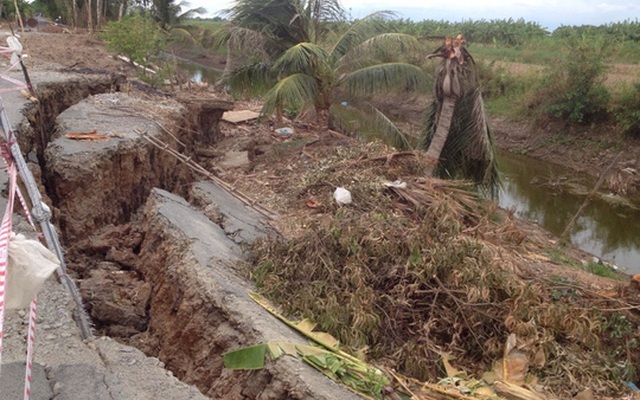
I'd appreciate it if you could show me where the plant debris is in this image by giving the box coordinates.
[247,140,640,398]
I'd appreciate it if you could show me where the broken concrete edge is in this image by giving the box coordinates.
[2,275,209,400]
[134,187,361,399]
[3,69,360,398]
[1,71,211,399]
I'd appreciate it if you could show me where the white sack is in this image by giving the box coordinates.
[6,35,22,66]
[5,233,60,309]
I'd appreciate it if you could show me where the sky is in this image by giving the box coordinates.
[187,0,640,31]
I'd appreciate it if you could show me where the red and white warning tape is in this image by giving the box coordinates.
[0,137,40,400]
[24,299,37,400]
[0,35,57,400]
[0,46,28,93]
[0,151,17,372]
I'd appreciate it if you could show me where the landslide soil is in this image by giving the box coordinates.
[16,29,640,399]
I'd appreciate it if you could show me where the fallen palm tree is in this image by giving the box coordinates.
[421,35,498,192]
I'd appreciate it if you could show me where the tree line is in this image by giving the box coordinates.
[2,0,204,32]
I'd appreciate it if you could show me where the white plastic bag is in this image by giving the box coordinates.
[333,187,352,205]
[6,35,22,67]
[5,233,60,309]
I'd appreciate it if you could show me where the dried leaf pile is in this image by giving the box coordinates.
[248,141,640,398]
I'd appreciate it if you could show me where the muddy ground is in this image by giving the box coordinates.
[9,29,640,399]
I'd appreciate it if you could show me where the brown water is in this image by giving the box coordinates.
[497,150,640,275]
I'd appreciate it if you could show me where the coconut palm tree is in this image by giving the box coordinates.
[214,0,425,145]
[152,0,205,29]
[420,35,498,190]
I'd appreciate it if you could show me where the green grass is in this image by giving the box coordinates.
[548,249,626,280]
[583,261,624,279]
[469,37,566,65]
[186,18,226,30]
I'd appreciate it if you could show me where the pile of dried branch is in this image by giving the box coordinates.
[249,143,639,398]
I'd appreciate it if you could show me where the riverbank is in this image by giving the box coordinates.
[491,116,640,200]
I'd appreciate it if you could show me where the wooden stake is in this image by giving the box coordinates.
[558,151,623,245]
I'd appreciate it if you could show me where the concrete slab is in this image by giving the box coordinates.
[134,188,362,399]
[0,362,52,400]
[222,110,260,124]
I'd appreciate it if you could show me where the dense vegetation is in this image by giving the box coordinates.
[92,7,640,139]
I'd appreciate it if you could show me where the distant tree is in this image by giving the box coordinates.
[1,0,32,20]
[100,13,165,72]
[151,0,205,29]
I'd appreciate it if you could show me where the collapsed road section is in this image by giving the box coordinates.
[3,70,359,399]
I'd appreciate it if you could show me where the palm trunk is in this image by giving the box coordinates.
[86,0,93,32]
[425,96,456,175]
[96,0,101,29]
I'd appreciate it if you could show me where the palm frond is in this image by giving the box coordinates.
[227,62,275,97]
[166,27,197,44]
[224,0,310,51]
[226,25,273,58]
[330,101,412,149]
[261,73,319,117]
[422,88,499,192]
[329,11,397,61]
[300,0,345,43]
[272,42,329,77]
[336,32,423,72]
[341,63,425,97]
[176,7,206,21]
[203,25,233,52]
[362,102,412,149]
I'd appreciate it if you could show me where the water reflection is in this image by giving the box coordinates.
[174,58,222,85]
[497,150,640,274]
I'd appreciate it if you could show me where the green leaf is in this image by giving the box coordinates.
[223,344,267,369]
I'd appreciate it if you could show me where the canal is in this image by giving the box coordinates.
[497,150,640,274]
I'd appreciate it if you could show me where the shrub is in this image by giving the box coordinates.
[100,14,166,73]
[612,82,640,137]
[529,34,610,124]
